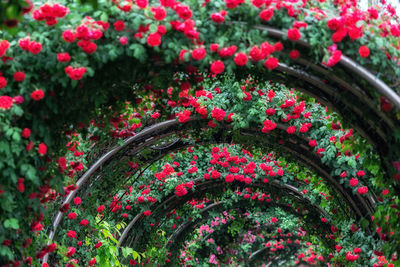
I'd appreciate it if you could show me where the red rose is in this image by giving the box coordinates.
[309,139,317,147]
[68,212,77,219]
[13,71,26,82]
[57,52,71,62]
[17,178,25,193]
[192,47,206,60]
[287,28,301,41]
[0,96,13,110]
[210,60,225,74]
[94,242,102,249]
[178,110,191,123]
[147,32,161,47]
[73,196,81,205]
[80,219,89,226]
[97,205,105,213]
[234,52,248,66]
[66,247,76,257]
[210,43,219,52]
[66,230,77,239]
[31,89,44,101]
[152,7,166,21]
[259,8,274,21]
[286,126,296,134]
[0,40,10,57]
[22,128,31,138]
[211,108,226,121]
[38,143,47,155]
[120,36,128,45]
[29,41,42,54]
[349,178,358,187]
[358,45,370,58]
[143,210,151,216]
[211,12,225,23]
[136,0,148,8]
[62,30,75,42]
[264,57,278,70]
[113,20,125,31]
[89,258,96,266]
[0,76,7,89]
[289,49,300,59]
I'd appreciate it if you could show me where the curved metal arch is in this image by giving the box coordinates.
[165,202,326,266]
[44,117,378,263]
[118,178,335,249]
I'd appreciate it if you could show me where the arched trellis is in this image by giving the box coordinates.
[161,200,330,266]
[118,178,331,247]
[2,1,400,264]
[45,116,380,264]
[186,210,316,267]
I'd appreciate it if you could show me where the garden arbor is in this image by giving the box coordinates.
[0,0,399,266]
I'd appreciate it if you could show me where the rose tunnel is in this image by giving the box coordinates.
[0,0,399,266]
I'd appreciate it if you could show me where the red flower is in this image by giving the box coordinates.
[73,197,81,205]
[309,139,317,147]
[265,108,275,116]
[349,178,358,187]
[94,242,102,249]
[211,108,226,121]
[357,186,368,194]
[210,43,219,52]
[143,210,151,216]
[22,128,31,138]
[175,184,187,197]
[80,219,89,226]
[113,20,125,31]
[68,212,77,219]
[225,174,234,183]
[178,110,191,123]
[17,178,25,193]
[356,170,365,177]
[0,40,10,57]
[97,205,105,213]
[262,120,276,133]
[152,7,166,21]
[287,28,301,41]
[62,30,75,42]
[120,36,128,45]
[0,76,7,89]
[151,112,160,119]
[89,258,96,266]
[192,47,206,60]
[57,52,71,62]
[211,12,225,23]
[38,143,47,156]
[286,126,296,134]
[29,41,42,54]
[0,96,13,110]
[13,71,26,82]
[259,8,274,21]
[66,230,77,239]
[327,18,341,30]
[147,32,161,47]
[65,66,86,80]
[289,49,300,59]
[264,57,278,70]
[136,0,148,8]
[358,46,370,58]
[66,247,76,257]
[31,89,45,101]
[234,52,248,66]
[210,60,225,74]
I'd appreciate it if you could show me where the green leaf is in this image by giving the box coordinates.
[4,218,19,229]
